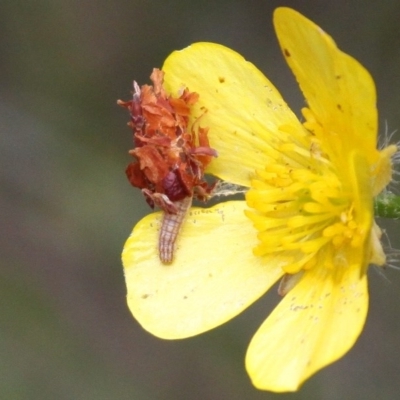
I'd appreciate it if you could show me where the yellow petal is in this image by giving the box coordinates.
[245,265,368,392]
[273,8,378,163]
[123,201,284,339]
[162,42,303,187]
[348,150,374,274]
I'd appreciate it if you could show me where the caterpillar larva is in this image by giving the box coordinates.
[118,68,217,263]
[159,196,193,263]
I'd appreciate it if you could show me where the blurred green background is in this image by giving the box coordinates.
[2,0,400,399]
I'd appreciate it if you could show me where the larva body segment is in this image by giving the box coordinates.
[159,196,193,264]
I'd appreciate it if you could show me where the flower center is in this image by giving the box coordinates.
[245,124,367,274]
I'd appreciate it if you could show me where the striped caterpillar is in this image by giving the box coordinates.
[118,69,217,263]
[158,196,193,264]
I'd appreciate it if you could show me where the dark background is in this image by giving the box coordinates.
[2,1,400,399]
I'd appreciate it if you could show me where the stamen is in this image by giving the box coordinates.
[245,108,371,277]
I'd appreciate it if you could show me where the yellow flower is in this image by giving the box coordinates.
[122,7,397,392]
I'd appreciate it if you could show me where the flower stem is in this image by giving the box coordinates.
[374,192,400,219]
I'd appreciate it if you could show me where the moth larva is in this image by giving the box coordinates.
[159,196,193,263]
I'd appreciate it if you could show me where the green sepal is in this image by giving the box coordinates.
[374,191,400,219]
